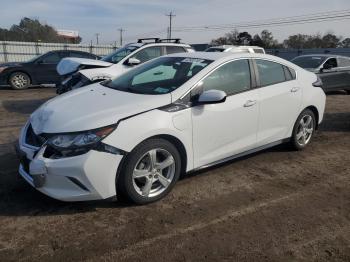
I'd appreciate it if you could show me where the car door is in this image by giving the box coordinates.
[191,59,259,168]
[319,57,344,91]
[254,59,302,147]
[32,52,62,84]
[335,57,350,89]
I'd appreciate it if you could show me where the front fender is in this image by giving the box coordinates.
[103,109,194,172]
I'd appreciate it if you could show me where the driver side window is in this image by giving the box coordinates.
[324,58,338,69]
[131,47,162,63]
[201,59,251,96]
[41,53,61,64]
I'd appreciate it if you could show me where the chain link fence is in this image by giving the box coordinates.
[0,41,118,62]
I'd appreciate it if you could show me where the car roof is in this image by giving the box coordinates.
[294,54,349,59]
[127,42,192,48]
[209,45,264,49]
[167,51,275,61]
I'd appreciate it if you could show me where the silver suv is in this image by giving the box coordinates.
[56,38,195,94]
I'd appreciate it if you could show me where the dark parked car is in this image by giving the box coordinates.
[291,54,350,94]
[0,50,99,89]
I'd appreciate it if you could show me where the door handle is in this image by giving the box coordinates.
[291,87,300,93]
[244,100,257,107]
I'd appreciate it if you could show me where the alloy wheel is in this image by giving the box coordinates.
[296,115,314,146]
[132,148,175,198]
[11,74,29,89]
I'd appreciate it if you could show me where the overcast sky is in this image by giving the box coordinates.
[1,0,350,45]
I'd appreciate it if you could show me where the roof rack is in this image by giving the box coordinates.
[137,38,160,43]
[159,38,181,43]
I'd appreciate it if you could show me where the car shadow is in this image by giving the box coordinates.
[320,112,350,132]
[325,90,349,96]
[2,99,49,114]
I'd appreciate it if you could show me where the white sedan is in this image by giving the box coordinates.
[17,52,326,204]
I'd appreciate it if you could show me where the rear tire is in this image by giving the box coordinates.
[346,89,350,95]
[290,109,316,151]
[117,138,181,204]
[9,72,31,90]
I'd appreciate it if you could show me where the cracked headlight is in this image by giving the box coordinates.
[46,125,121,157]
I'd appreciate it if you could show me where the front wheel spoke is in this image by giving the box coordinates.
[157,156,174,170]
[142,178,153,196]
[304,116,312,127]
[301,134,306,144]
[133,169,151,178]
[158,174,170,187]
[148,150,157,169]
[296,131,304,140]
[305,128,313,134]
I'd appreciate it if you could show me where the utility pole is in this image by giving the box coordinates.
[118,28,125,46]
[95,33,99,45]
[166,11,176,39]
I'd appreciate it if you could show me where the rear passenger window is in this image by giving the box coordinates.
[132,47,162,63]
[166,46,186,54]
[70,52,93,59]
[338,57,350,67]
[201,59,251,95]
[283,66,296,81]
[256,60,286,86]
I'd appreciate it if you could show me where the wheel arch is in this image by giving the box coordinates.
[147,134,188,176]
[7,70,33,85]
[304,105,320,129]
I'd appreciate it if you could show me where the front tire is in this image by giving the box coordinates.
[290,109,316,150]
[117,138,181,204]
[9,72,31,90]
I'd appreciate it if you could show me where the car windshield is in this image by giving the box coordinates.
[291,56,326,69]
[102,56,212,95]
[101,45,139,63]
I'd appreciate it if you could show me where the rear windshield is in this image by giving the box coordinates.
[103,56,212,95]
[291,56,326,69]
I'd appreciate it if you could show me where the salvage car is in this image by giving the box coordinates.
[56,38,195,94]
[0,50,99,89]
[17,52,325,204]
[291,54,350,94]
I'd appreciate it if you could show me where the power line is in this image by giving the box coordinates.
[173,9,350,32]
[123,28,167,42]
[166,11,176,39]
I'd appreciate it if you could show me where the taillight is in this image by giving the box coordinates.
[312,76,323,87]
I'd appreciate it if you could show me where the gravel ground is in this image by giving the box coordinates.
[0,87,349,262]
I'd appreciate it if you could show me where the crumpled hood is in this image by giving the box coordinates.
[30,83,172,134]
[56,57,113,76]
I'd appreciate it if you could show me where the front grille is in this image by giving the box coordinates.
[25,124,46,147]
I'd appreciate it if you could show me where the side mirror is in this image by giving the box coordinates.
[197,90,227,105]
[126,57,141,66]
